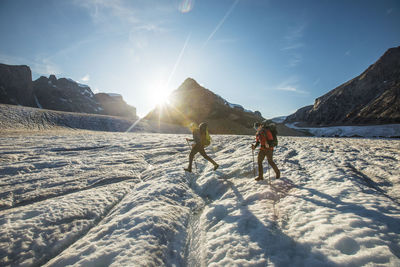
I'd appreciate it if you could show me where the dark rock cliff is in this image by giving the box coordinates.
[285,46,400,126]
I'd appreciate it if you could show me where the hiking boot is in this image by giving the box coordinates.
[255,177,264,181]
[213,164,219,171]
[184,168,192,173]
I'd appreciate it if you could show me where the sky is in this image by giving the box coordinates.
[0,0,399,118]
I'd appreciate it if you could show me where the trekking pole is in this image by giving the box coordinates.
[186,139,198,173]
[268,161,271,185]
[251,147,256,177]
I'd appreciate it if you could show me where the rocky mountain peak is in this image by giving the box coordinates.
[49,74,57,84]
[145,78,265,134]
[0,63,35,107]
[285,46,400,126]
[178,77,201,91]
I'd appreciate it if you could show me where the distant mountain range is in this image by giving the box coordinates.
[0,63,137,119]
[145,78,302,135]
[285,46,400,126]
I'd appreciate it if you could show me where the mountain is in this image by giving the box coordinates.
[145,78,262,135]
[145,78,304,135]
[33,75,104,114]
[0,63,137,119]
[285,46,400,126]
[0,63,36,107]
[95,93,136,119]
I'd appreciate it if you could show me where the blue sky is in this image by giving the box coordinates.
[0,0,399,118]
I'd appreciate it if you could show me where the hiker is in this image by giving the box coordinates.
[251,121,280,181]
[185,122,219,172]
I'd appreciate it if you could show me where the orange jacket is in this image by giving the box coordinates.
[255,127,274,151]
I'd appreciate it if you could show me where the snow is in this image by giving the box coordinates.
[81,88,94,97]
[286,123,400,138]
[271,116,287,124]
[215,94,254,114]
[34,95,43,109]
[106,93,122,97]
[0,131,399,266]
[66,78,89,89]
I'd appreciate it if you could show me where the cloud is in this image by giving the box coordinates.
[345,50,351,56]
[203,0,240,48]
[277,86,307,94]
[276,76,308,94]
[31,58,61,76]
[288,53,302,67]
[387,8,393,14]
[285,24,306,42]
[281,43,304,51]
[282,22,307,68]
[0,53,62,77]
[74,0,171,33]
[81,74,90,82]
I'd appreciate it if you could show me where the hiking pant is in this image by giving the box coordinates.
[257,149,280,178]
[188,144,217,170]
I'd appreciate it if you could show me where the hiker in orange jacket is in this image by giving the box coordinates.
[251,122,280,181]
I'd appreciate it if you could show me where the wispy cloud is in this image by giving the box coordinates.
[203,0,239,48]
[285,24,306,42]
[276,76,308,94]
[0,53,61,77]
[288,53,302,67]
[387,8,393,14]
[281,43,304,51]
[81,74,90,82]
[74,0,171,34]
[282,22,307,67]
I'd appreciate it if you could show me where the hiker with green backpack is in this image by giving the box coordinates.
[251,121,280,181]
[185,122,219,173]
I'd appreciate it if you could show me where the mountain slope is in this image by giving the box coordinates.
[285,46,400,126]
[0,63,36,107]
[0,104,188,134]
[0,63,137,119]
[145,78,303,135]
[145,78,263,134]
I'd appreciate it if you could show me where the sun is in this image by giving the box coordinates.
[154,86,171,107]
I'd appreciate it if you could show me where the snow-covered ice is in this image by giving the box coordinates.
[286,123,400,138]
[0,131,399,266]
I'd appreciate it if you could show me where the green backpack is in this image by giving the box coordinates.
[199,122,211,147]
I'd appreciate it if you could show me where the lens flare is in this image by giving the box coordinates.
[179,0,194,13]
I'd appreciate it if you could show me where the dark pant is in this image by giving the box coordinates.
[258,149,280,179]
[188,144,217,170]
